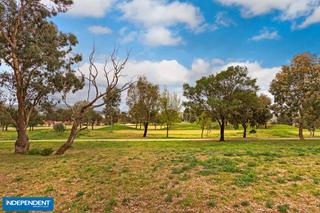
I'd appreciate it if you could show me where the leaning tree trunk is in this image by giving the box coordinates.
[219,117,225,142]
[56,120,80,155]
[143,122,149,137]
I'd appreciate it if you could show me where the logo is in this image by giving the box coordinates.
[2,197,54,212]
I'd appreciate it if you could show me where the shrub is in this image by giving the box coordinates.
[28,148,41,155]
[40,148,54,156]
[28,148,54,156]
[249,129,257,134]
[53,123,66,133]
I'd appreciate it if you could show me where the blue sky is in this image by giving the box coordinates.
[52,0,320,100]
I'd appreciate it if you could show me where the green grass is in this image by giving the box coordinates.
[0,123,318,141]
[1,139,320,211]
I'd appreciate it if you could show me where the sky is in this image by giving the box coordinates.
[51,0,320,109]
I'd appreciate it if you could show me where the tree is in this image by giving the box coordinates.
[126,77,159,137]
[196,111,212,138]
[231,91,259,138]
[55,48,131,155]
[84,109,103,130]
[184,66,258,141]
[254,95,273,129]
[270,53,320,140]
[159,89,181,138]
[303,93,320,137]
[0,104,13,131]
[0,0,83,154]
[28,109,43,131]
[104,88,121,129]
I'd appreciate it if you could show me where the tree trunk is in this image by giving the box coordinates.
[15,115,29,154]
[298,124,304,140]
[242,124,247,138]
[56,120,80,155]
[91,123,94,130]
[219,117,225,142]
[264,123,267,129]
[135,123,138,129]
[166,125,169,138]
[143,122,148,137]
[154,124,157,130]
[201,126,204,138]
[140,123,142,130]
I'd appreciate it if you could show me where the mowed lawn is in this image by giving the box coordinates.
[0,123,319,140]
[1,140,320,212]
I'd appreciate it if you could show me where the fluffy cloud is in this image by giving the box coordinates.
[88,25,112,35]
[216,0,320,28]
[124,60,189,85]
[142,27,183,46]
[118,0,203,29]
[67,0,114,18]
[250,28,280,41]
[118,0,204,46]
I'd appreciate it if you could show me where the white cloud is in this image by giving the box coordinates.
[250,28,280,41]
[298,7,320,28]
[118,0,203,29]
[119,28,139,44]
[216,0,320,28]
[67,0,114,18]
[142,27,183,46]
[88,25,112,35]
[210,11,235,31]
[124,59,189,85]
[118,0,204,46]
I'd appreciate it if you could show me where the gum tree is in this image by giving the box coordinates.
[0,0,83,153]
[270,53,320,140]
[184,66,258,141]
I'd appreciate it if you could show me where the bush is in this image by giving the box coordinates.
[28,148,41,155]
[28,148,54,156]
[249,129,257,134]
[40,148,54,156]
[53,123,66,133]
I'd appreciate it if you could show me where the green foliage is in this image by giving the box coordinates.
[277,204,290,213]
[235,171,257,187]
[53,123,66,133]
[28,148,54,156]
[270,53,320,139]
[184,66,258,141]
[159,88,181,137]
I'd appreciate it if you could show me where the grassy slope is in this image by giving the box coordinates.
[1,140,320,212]
[0,123,317,140]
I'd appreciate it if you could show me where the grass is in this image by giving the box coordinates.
[0,123,318,141]
[1,139,320,211]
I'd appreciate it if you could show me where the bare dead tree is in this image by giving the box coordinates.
[55,48,131,155]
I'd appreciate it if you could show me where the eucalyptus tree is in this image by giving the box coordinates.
[184,66,258,141]
[0,0,83,153]
[270,53,320,140]
[126,77,160,137]
[159,89,181,138]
